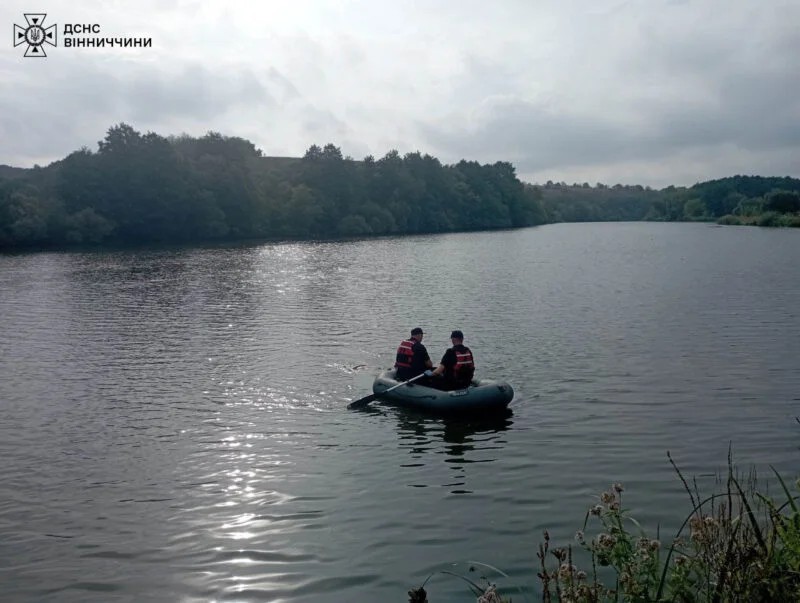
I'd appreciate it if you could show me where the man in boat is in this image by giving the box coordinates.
[394,327,433,381]
[430,330,475,390]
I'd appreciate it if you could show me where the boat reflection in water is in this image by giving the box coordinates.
[377,406,514,494]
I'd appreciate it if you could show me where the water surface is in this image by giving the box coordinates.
[1,222,798,601]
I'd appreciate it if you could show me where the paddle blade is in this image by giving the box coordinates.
[347,392,378,410]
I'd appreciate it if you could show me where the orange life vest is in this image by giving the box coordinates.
[451,347,475,383]
[395,339,415,368]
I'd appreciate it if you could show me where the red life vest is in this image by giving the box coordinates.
[452,347,475,382]
[395,339,415,368]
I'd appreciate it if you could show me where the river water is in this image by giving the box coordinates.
[1,222,798,602]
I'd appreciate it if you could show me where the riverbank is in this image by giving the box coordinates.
[717,212,800,227]
[409,456,800,602]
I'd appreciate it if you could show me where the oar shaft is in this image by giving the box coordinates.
[382,372,425,393]
[348,371,426,409]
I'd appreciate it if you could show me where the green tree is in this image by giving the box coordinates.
[0,190,49,245]
[683,198,707,219]
[63,207,116,244]
[764,190,800,213]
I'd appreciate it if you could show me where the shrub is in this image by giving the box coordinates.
[756,211,782,227]
[778,213,800,228]
[407,455,800,602]
[536,455,800,602]
[717,214,742,225]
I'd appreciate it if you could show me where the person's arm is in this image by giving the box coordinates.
[419,342,433,369]
[415,342,433,370]
[432,349,453,376]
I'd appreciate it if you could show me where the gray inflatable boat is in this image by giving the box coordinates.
[372,369,514,413]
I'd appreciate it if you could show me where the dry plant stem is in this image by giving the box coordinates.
[461,451,800,603]
[538,531,551,603]
[668,450,697,511]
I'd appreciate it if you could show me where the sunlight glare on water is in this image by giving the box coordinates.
[0,223,798,602]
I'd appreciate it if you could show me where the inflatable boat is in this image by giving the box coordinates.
[371,369,514,413]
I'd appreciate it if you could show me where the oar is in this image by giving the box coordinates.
[347,372,427,409]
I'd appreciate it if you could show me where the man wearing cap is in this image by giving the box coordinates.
[394,327,433,381]
[430,330,475,390]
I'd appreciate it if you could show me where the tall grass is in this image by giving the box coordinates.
[408,451,800,602]
[536,452,800,602]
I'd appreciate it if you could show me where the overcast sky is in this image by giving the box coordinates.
[2,0,799,187]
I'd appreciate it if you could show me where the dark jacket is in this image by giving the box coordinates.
[439,344,475,389]
[395,338,431,380]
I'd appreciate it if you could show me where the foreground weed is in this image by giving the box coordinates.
[408,453,799,602]
[408,561,517,602]
[535,453,800,602]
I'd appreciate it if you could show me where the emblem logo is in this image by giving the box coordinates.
[13,13,56,57]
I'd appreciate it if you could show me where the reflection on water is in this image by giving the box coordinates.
[394,409,513,458]
[391,408,514,493]
[1,224,799,602]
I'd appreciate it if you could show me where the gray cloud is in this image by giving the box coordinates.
[0,58,281,163]
[1,0,799,186]
[417,1,800,185]
[121,64,275,122]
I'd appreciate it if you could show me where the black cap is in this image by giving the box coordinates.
[450,330,464,339]
[411,327,424,335]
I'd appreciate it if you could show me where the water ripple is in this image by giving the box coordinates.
[1,225,799,601]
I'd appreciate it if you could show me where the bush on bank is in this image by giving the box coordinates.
[409,453,800,602]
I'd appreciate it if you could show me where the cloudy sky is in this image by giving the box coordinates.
[2,0,799,187]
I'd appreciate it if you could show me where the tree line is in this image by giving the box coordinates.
[0,124,545,249]
[1,124,799,250]
[536,176,800,226]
